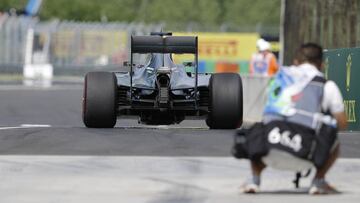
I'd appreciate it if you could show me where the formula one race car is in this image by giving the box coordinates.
[82,32,243,129]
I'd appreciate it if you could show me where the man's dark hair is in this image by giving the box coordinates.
[295,43,323,68]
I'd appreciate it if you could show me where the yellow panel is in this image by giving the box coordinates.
[173,32,260,62]
[269,41,280,52]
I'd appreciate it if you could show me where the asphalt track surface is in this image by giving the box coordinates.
[0,85,359,157]
[0,84,360,203]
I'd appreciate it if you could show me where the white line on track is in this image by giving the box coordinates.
[0,124,51,130]
[0,85,82,91]
[117,125,208,130]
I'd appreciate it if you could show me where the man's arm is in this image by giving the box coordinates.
[323,81,348,130]
[333,112,348,130]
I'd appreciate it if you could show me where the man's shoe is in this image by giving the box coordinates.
[241,183,260,194]
[309,179,340,195]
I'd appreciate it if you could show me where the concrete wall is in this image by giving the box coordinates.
[242,75,270,122]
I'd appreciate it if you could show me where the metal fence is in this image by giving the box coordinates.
[0,15,281,76]
[0,14,164,75]
[0,15,36,73]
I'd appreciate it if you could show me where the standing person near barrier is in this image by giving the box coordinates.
[237,43,347,194]
[249,38,278,77]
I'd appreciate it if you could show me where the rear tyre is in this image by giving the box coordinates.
[83,71,117,128]
[207,73,243,129]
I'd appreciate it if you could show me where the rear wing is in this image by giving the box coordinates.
[131,36,197,54]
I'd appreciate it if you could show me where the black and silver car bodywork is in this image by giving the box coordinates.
[82,32,243,129]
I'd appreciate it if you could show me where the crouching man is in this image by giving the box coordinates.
[237,43,347,195]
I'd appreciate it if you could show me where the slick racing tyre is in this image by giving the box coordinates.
[83,71,117,128]
[207,73,243,129]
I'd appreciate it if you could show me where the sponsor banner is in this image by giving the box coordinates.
[174,32,259,61]
[80,31,127,57]
[173,32,258,73]
[324,48,359,131]
[184,60,249,74]
[52,31,128,65]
